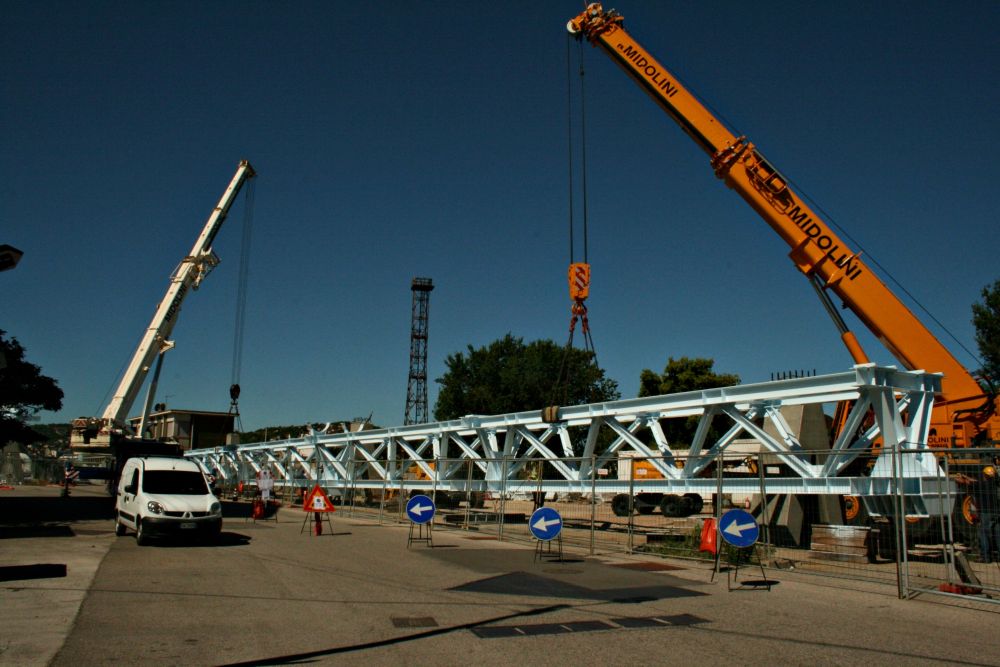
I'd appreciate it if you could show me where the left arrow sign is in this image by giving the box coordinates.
[532,516,561,532]
[724,520,756,538]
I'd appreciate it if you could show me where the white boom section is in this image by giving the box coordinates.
[187,365,953,515]
[102,160,256,428]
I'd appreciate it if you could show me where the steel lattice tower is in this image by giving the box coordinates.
[405,277,434,425]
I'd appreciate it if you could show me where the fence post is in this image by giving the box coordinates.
[757,451,770,561]
[348,454,357,518]
[398,460,406,524]
[590,455,597,556]
[431,457,439,531]
[715,449,723,576]
[627,460,635,555]
[464,459,473,531]
[378,456,389,525]
[498,457,508,542]
[938,453,955,585]
[891,439,906,599]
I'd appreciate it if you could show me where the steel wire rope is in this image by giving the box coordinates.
[229,179,256,430]
[574,35,597,362]
[552,36,599,410]
[566,35,575,269]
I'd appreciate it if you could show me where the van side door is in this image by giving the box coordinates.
[118,467,141,528]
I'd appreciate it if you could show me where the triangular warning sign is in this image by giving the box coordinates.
[302,484,336,513]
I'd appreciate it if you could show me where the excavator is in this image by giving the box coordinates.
[70,161,256,471]
[567,5,999,528]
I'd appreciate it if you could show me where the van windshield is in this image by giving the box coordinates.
[142,470,209,495]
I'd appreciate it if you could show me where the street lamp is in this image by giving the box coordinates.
[0,245,23,272]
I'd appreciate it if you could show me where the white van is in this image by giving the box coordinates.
[115,456,222,545]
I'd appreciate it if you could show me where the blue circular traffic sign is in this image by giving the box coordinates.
[406,494,436,525]
[719,508,759,548]
[529,507,563,541]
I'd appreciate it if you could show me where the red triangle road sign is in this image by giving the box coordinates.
[302,485,336,513]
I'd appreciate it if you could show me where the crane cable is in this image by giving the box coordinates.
[229,178,256,431]
[548,36,597,419]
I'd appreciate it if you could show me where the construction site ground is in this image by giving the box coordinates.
[2,482,999,666]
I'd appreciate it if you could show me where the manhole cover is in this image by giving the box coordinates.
[391,616,438,628]
[612,561,684,572]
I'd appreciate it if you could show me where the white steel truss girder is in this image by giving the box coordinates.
[187,365,947,501]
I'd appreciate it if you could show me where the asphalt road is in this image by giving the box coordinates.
[3,485,1000,666]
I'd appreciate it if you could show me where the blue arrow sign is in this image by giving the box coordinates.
[719,508,759,548]
[529,507,563,541]
[406,494,436,525]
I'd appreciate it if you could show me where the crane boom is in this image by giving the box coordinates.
[568,5,997,447]
[72,160,256,450]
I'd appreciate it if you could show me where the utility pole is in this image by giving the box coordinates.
[405,278,434,425]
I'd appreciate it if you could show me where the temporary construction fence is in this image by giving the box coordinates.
[186,364,999,606]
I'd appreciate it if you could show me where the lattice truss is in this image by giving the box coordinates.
[187,365,950,507]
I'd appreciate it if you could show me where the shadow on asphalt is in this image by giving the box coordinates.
[140,532,252,548]
[450,570,705,602]
[0,496,115,524]
[0,524,76,539]
[0,563,68,582]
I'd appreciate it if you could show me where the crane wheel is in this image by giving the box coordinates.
[611,494,633,517]
[659,494,686,518]
[961,495,977,525]
[843,495,861,522]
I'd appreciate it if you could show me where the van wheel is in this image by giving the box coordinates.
[135,517,149,546]
[115,519,127,536]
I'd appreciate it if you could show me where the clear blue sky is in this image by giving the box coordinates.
[3,2,997,432]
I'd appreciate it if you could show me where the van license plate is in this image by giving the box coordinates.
[180,522,197,530]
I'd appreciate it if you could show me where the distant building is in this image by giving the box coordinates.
[128,409,235,451]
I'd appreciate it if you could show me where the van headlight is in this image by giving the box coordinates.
[147,501,164,515]
[210,501,222,515]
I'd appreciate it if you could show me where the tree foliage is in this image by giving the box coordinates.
[434,334,620,421]
[638,356,739,446]
[0,330,64,446]
[639,356,740,397]
[972,278,1000,385]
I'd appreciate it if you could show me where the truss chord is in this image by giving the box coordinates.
[189,366,951,516]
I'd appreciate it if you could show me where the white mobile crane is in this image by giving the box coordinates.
[70,160,256,454]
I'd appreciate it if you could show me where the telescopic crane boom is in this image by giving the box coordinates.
[71,160,256,451]
[568,4,998,448]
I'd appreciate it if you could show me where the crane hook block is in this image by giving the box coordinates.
[569,263,591,301]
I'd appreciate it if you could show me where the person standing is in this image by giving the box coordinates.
[970,461,999,563]
[62,463,78,497]
[259,468,273,502]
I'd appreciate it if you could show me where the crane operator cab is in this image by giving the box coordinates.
[115,456,223,545]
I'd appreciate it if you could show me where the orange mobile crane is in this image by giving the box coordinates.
[567,5,999,458]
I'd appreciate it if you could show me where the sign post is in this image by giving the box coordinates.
[300,484,336,536]
[529,507,563,562]
[719,508,759,548]
[406,494,436,547]
[718,508,770,590]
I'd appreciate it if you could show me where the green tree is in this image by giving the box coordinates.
[972,278,1000,384]
[434,334,620,421]
[0,330,64,446]
[638,357,739,446]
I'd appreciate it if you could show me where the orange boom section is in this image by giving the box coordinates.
[568,4,998,447]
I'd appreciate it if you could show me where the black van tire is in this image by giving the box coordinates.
[136,517,149,546]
